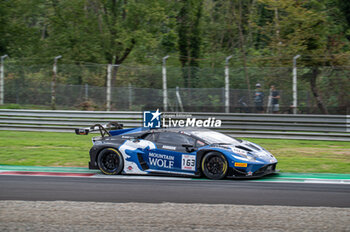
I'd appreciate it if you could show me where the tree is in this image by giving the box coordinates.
[259,0,350,114]
[336,0,350,41]
[46,0,167,85]
[0,0,46,58]
[231,0,252,93]
[177,0,203,88]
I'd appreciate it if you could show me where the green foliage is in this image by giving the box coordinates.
[177,0,203,87]
[257,0,350,113]
[1,0,349,65]
[0,0,349,112]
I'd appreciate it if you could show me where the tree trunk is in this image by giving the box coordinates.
[274,7,281,56]
[236,0,251,98]
[178,1,190,88]
[233,1,251,91]
[110,39,136,87]
[309,68,329,114]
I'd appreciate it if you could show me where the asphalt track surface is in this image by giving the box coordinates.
[1,175,349,208]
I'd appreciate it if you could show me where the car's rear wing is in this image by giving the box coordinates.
[75,121,123,137]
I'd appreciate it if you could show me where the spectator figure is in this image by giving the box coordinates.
[254,83,264,113]
[238,96,250,113]
[270,85,280,114]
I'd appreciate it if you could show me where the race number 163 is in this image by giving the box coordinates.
[182,155,196,171]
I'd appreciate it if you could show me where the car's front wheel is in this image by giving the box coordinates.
[97,148,124,175]
[201,152,228,180]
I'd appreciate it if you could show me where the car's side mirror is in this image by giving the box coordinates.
[182,144,196,152]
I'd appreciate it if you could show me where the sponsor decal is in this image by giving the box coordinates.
[119,140,155,174]
[182,154,196,171]
[231,147,248,156]
[234,162,247,167]
[122,135,134,139]
[148,152,174,169]
[247,171,253,176]
[162,145,176,150]
[128,166,133,170]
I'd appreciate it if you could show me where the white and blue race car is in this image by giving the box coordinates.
[76,123,278,179]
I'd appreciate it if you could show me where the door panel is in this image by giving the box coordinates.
[144,132,197,174]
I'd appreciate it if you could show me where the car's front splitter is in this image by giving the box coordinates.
[227,163,278,179]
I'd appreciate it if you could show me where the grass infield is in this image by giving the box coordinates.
[0,131,349,174]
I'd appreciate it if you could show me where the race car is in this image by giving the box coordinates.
[76,122,278,179]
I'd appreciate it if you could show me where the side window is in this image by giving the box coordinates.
[196,140,206,147]
[143,133,158,142]
[157,132,195,145]
[184,136,196,146]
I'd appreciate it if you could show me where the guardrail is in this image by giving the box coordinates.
[0,109,349,141]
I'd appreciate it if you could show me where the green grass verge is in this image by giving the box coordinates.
[0,131,349,174]
[245,138,350,174]
[0,104,80,110]
[0,104,51,110]
[0,131,94,167]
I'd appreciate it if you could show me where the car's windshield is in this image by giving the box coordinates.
[190,130,241,145]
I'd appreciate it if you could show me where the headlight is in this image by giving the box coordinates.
[230,147,255,161]
[231,153,255,162]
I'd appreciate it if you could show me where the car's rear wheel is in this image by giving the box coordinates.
[201,152,228,180]
[97,148,124,175]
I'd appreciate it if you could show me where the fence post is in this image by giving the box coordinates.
[128,83,132,110]
[293,55,300,114]
[0,55,8,105]
[51,55,62,110]
[162,55,169,111]
[85,83,89,101]
[176,86,184,112]
[106,64,112,111]
[225,55,232,113]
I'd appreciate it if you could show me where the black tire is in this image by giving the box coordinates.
[97,148,124,175]
[201,152,228,180]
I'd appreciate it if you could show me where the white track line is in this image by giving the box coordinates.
[91,174,192,181]
[1,170,350,184]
